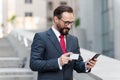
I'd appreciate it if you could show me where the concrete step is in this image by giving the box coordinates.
[0,57,21,68]
[0,68,33,80]
[0,37,17,57]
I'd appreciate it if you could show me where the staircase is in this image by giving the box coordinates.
[0,37,33,80]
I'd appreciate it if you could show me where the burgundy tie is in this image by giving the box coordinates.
[59,34,66,53]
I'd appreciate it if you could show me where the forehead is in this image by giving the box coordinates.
[61,12,74,21]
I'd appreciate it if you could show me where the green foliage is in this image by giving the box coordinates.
[8,15,16,23]
[75,18,80,28]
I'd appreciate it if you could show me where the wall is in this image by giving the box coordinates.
[113,0,120,60]
[79,0,103,53]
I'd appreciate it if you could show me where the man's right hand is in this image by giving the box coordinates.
[59,52,72,66]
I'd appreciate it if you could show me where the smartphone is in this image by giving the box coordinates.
[91,54,100,60]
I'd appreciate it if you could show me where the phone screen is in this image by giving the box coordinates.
[91,54,100,60]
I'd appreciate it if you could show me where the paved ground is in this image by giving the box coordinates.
[3,30,120,80]
[0,35,33,80]
[0,37,17,57]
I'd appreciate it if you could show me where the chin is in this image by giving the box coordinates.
[61,29,69,35]
[63,32,69,35]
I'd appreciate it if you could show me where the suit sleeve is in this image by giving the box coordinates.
[29,33,60,72]
[73,37,86,73]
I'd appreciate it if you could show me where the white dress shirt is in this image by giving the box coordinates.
[51,26,88,71]
[51,26,65,70]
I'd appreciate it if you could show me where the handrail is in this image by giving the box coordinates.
[10,29,120,80]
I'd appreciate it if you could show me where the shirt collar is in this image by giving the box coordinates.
[52,25,61,39]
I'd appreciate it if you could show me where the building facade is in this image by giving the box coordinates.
[16,0,47,30]
[2,0,15,33]
[2,0,120,60]
[79,0,120,60]
[113,0,120,59]
[2,0,47,31]
[46,0,73,27]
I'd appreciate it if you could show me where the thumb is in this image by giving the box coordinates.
[64,52,73,56]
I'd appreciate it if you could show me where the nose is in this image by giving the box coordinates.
[67,24,72,29]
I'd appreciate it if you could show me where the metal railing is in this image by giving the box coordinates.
[10,29,105,80]
[10,29,120,80]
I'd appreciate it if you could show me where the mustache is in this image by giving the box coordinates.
[63,27,70,30]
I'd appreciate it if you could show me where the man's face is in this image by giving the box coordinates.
[54,12,74,35]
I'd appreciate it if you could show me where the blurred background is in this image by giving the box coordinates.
[0,0,120,80]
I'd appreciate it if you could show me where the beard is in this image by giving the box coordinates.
[56,24,70,35]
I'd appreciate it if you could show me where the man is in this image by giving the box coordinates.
[30,5,97,80]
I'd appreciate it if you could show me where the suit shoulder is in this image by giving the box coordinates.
[34,30,47,37]
[68,34,78,39]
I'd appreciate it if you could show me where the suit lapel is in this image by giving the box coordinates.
[66,34,72,52]
[47,28,63,54]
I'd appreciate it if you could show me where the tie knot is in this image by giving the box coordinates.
[59,34,64,38]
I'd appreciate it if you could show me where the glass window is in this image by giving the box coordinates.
[25,12,33,17]
[48,17,52,22]
[25,0,32,4]
[101,0,114,57]
[60,2,67,6]
[48,2,53,10]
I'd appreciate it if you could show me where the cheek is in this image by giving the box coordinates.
[59,22,65,27]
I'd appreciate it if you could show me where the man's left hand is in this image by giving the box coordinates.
[85,58,97,70]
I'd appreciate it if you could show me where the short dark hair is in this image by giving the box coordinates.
[53,5,73,19]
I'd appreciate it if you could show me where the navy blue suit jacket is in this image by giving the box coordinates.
[30,28,86,80]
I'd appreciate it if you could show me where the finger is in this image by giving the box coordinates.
[64,52,72,57]
[89,62,96,68]
[63,57,72,61]
[62,59,69,64]
[67,52,73,55]
[90,60,97,65]
[61,54,72,62]
[92,58,97,61]
[87,61,95,66]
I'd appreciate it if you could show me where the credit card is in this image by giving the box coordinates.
[70,54,79,60]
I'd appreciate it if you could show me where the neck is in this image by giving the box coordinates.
[53,24,59,32]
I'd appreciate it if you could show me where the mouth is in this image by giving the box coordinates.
[62,28,70,35]
[59,27,70,35]
[64,27,70,31]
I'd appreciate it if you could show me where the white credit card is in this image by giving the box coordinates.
[70,54,79,60]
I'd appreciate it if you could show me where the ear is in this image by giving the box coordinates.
[54,16,59,23]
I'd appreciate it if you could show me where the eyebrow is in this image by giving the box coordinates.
[61,18,74,22]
